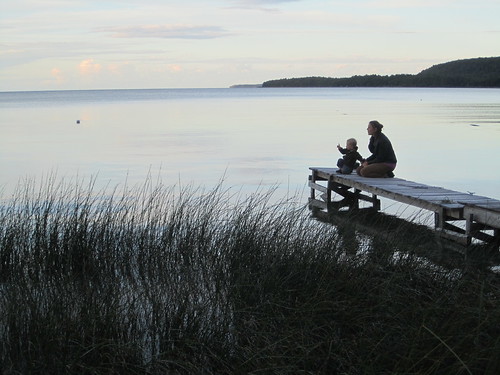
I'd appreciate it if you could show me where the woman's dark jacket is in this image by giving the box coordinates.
[366,133,397,164]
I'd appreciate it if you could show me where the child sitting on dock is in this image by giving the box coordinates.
[336,138,364,174]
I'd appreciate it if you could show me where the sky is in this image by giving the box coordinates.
[1,0,499,91]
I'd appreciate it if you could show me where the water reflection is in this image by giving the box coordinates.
[1,88,499,201]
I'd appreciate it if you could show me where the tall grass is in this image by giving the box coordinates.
[1,177,499,374]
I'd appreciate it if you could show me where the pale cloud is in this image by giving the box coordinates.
[246,0,300,2]
[1,0,498,90]
[231,0,300,5]
[362,0,491,8]
[79,59,102,75]
[50,67,64,84]
[231,0,300,10]
[107,63,121,74]
[168,64,182,72]
[225,0,301,12]
[99,24,233,39]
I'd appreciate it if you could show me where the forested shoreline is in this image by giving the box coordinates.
[262,57,500,88]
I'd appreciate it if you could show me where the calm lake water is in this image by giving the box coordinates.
[1,87,499,218]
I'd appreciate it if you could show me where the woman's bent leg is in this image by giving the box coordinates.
[356,165,363,176]
[359,163,392,178]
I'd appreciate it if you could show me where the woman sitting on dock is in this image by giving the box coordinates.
[356,120,397,178]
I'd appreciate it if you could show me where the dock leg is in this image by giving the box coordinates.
[434,209,444,230]
[310,171,317,200]
[327,177,334,203]
[435,208,470,245]
[465,213,473,242]
[352,189,360,210]
[372,194,380,211]
[494,229,500,249]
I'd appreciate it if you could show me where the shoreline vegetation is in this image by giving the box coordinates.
[1,177,499,374]
[245,57,500,88]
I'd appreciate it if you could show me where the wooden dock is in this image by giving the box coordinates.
[308,167,500,247]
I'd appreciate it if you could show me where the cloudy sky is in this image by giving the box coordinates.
[1,0,499,91]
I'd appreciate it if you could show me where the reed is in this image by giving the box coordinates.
[1,177,499,374]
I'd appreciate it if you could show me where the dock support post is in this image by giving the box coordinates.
[310,170,317,200]
[372,194,380,211]
[465,212,474,246]
[434,209,444,230]
[352,189,360,210]
[327,176,334,203]
[434,210,444,229]
[465,212,473,239]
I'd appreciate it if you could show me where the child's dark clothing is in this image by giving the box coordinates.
[337,146,364,174]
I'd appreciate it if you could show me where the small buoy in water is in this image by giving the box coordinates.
[76,120,80,124]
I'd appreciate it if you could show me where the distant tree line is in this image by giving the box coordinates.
[262,57,500,88]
